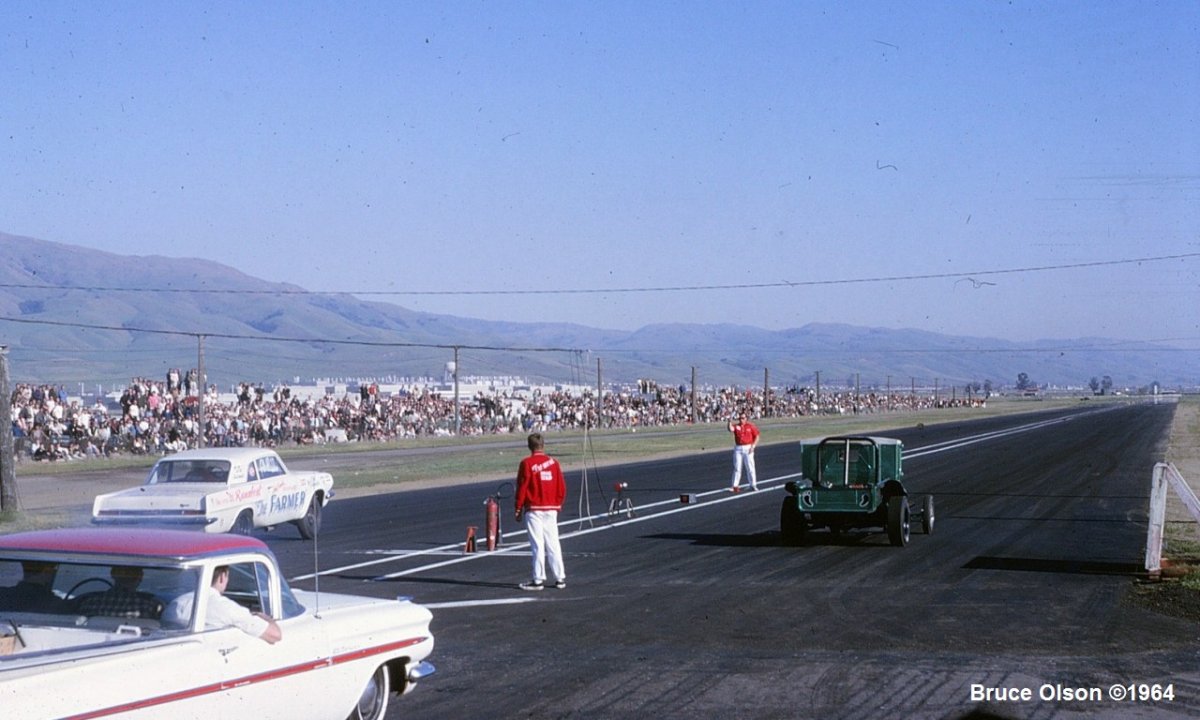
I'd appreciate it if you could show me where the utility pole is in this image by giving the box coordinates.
[815,370,821,407]
[0,346,17,512]
[690,366,697,424]
[453,346,461,435]
[763,367,770,417]
[596,357,603,429]
[197,335,207,448]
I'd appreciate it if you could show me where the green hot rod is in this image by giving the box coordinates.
[780,436,933,547]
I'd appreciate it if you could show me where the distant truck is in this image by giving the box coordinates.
[780,436,933,546]
[93,448,333,538]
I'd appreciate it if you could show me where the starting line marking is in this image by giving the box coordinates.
[424,597,541,609]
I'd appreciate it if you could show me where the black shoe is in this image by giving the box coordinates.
[552,580,567,589]
[518,581,544,591]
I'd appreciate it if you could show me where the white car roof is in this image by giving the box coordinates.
[153,447,280,463]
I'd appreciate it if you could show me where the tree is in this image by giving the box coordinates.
[1102,376,1113,395]
[1016,372,1032,391]
[1089,377,1101,395]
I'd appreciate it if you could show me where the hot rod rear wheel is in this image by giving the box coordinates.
[886,495,910,547]
[347,665,390,720]
[295,496,322,539]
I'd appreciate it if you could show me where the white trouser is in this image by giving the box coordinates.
[731,444,757,488]
[524,510,565,584]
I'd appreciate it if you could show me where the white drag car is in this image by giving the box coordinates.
[93,448,333,538]
[0,528,435,720]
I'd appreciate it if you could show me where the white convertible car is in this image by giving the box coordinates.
[0,528,435,720]
[93,448,333,538]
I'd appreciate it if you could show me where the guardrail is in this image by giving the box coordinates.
[1145,462,1200,578]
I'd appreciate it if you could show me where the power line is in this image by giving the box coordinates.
[0,316,582,353]
[0,253,1195,297]
[595,344,1200,355]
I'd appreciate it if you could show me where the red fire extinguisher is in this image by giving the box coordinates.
[484,494,500,551]
[484,481,513,551]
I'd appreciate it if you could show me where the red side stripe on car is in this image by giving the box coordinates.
[61,636,428,720]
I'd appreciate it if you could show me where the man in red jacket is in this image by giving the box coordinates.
[727,413,760,492]
[514,433,567,590]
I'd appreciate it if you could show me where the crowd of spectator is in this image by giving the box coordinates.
[9,376,986,462]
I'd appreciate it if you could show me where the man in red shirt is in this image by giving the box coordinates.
[514,433,567,590]
[727,413,760,492]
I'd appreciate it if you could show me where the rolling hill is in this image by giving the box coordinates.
[0,232,1193,392]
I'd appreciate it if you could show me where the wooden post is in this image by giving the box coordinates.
[453,346,461,435]
[1144,462,1200,578]
[197,334,207,448]
[0,346,17,512]
[1145,463,1168,578]
[596,357,603,429]
[690,366,697,425]
[763,368,769,418]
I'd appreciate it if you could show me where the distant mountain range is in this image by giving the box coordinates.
[0,232,1194,392]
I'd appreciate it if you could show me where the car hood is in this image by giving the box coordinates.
[291,589,433,619]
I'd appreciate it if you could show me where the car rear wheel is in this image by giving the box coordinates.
[886,495,910,547]
[346,665,390,720]
[922,495,935,535]
[295,495,322,539]
[231,510,254,535]
[780,497,807,546]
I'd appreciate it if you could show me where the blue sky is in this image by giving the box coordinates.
[2,1,1197,344]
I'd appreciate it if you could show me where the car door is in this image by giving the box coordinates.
[256,455,307,524]
[179,560,319,715]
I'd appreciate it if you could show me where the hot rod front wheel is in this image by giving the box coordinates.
[347,665,390,720]
[886,495,910,547]
[779,498,807,546]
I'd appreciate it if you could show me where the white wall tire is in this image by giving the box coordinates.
[346,665,390,720]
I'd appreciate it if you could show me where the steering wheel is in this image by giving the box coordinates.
[66,577,113,599]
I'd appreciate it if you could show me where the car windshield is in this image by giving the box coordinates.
[148,460,231,484]
[0,558,199,629]
[818,440,875,487]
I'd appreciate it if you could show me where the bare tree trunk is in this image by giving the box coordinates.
[0,347,18,512]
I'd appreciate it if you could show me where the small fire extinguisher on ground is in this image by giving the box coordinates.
[484,481,513,551]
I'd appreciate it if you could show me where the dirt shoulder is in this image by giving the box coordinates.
[1124,396,1200,622]
[1165,397,1200,520]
